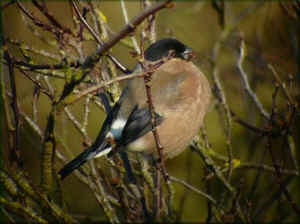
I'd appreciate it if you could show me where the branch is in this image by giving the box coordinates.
[268,64,297,107]
[59,0,172,102]
[211,24,233,182]
[58,59,166,110]
[230,110,267,135]
[120,0,140,53]
[3,50,22,168]
[71,0,130,74]
[81,0,172,70]
[237,39,270,120]
[32,0,73,35]
[169,176,218,206]
[14,59,79,70]
[16,2,62,39]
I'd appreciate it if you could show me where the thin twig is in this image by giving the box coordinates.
[16,1,63,39]
[266,83,300,216]
[191,139,235,194]
[31,0,73,35]
[59,59,166,110]
[59,0,172,102]
[176,152,192,221]
[231,110,267,135]
[71,0,130,74]
[120,0,141,54]
[286,135,299,173]
[64,107,89,142]
[268,64,296,107]
[81,0,172,70]
[20,111,43,140]
[14,58,79,70]
[17,68,52,98]
[191,138,247,222]
[237,39,270,120]
[169,176,218,206]
[204,162,299,180]
[6,38,62,61]
[144,0,157,44]
[211,34,233,181]
[89,161,120,223]
[83,95,91,130]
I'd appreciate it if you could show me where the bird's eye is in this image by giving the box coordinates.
[167,49,176,58]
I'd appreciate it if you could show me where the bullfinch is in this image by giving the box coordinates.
[59,38,211,179]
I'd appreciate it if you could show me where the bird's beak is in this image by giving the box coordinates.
[181,48,196,61]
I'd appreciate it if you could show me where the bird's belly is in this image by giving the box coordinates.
[126,105,204,159]
[127,137,148,152]
[126,64,211,158]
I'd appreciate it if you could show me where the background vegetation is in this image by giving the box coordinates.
[1,1,300,222]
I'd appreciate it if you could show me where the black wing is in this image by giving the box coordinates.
[119,105,164,146]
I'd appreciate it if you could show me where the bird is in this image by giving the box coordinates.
[58,38,211,180]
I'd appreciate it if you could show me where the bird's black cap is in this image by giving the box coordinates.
[144,38,192,61]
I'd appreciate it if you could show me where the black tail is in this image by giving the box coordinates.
[59,148,93,180]
[58,140,111,180]
[59,98,120,180]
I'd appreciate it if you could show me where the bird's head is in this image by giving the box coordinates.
[144,38,195,62]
